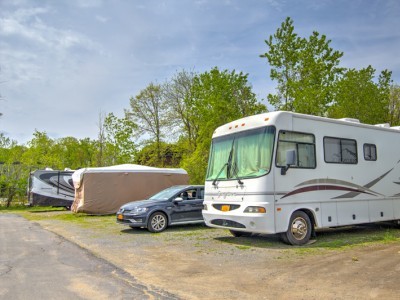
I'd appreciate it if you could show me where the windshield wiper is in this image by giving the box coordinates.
[230,161,243,185]
[212,162,228,186]
[212,140,234,186]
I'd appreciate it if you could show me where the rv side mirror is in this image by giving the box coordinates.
[281,149,296,175]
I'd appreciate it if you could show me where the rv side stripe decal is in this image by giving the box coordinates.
[280,185,376,199]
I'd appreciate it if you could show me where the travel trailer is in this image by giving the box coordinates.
[202,111,400,245]
[71,164,189,214]
[28,169,75,208]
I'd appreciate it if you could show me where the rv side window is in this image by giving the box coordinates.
[363,144,377,161]
[276,131,316,169]
[324,137,357,164]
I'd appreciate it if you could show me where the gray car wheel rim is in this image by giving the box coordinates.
[152,215,166,231]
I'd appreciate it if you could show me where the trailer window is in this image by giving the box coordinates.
[363,144,377,161]
[324,137,357,164]
[276,131,316,168]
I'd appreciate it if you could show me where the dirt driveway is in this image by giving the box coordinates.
[24,212,400,299]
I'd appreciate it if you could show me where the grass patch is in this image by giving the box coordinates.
[1,206,116,229]
[301,224,400,252]
[235,245,251,250]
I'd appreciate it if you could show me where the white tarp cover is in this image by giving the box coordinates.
[71,164,189,214]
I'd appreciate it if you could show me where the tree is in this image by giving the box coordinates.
[103,112,137,165]
[76,138,97,167]
[182,67,266,183]
[134,141,185,168]
[261,17,344,115]
[126,83,167,166]
[0,134,28,207]
[387,84,400,126]
[328,66,392,124]
[56,136,98,169]
[163,70,198,151]
[261,17,302,111]
[191,67,266,138]
[96,111,106,166]
[21,130,60,169]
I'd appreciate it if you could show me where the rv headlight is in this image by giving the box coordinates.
[131,207,148,215]
[244,206,266,213]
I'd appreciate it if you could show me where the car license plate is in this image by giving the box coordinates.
[221,205,230,212]
[117,214,123,220]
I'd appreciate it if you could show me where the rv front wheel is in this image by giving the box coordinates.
[283,211,312,246]
[147,212,168,233]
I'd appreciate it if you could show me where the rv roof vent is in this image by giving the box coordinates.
[390,126,400,130]
[338,118,360,123]
[374,123,390,128]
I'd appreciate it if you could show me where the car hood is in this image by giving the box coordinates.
[120,199,168,210]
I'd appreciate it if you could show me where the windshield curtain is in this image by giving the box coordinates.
[206,126,275,180]
[206,138,232,180]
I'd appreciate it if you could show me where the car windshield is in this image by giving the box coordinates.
[206,126,276,181]
[148,186,186,201]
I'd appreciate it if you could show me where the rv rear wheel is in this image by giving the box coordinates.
[229,230,252,237]
[283,211,312,246]
[147,212,168,233]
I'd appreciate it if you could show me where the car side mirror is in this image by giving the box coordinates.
[173,197,183,203]
[281,149,296,175]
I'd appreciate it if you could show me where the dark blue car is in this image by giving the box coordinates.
[116,185,205,232]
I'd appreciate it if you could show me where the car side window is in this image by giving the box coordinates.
[180,189,198,200]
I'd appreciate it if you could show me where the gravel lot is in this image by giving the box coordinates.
[19,211,400,299]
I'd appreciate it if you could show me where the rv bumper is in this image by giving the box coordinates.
[202,208,275,234]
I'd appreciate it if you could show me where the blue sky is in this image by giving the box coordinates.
[1,0,399,144]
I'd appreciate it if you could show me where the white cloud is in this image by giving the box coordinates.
[95,15,108,23]
[0,7,100,51]
[72,0,103,8]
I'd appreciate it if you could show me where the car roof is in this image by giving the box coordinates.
[172,185,204,189]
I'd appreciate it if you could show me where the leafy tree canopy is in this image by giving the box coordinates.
[328,66,392,124]
[261,17,344,115]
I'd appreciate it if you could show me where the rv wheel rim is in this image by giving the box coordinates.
[152,215,166,230]
[291,217,307,240]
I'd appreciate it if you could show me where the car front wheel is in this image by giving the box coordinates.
[147,212,168,233]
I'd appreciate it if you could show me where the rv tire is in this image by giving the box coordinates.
[280,232,290,244]
[147,212,168,233]
[283,211,312,246]
[229,230,252,237]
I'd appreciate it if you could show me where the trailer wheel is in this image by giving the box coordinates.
[147,212,168,233]
[229,230,252,237]
[283,211,312,245]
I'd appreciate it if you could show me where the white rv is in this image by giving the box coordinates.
[202,111,400,245]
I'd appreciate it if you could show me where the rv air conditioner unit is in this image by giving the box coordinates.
[338,118,360,123]
[374,123,390,128]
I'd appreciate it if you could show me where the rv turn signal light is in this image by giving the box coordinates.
[244,206,266,213]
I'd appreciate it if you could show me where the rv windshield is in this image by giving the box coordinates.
[206,126,275,181]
